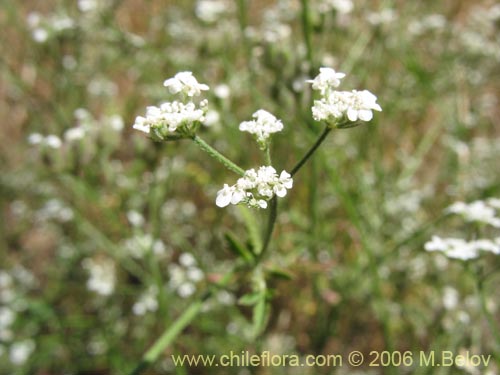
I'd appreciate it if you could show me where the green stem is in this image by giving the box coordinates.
[256,197,278,263]
[264,145,272,165]
[129,269,237,375]
[192,135,245,176]
[130,294,208,375]
[291,125,331,176]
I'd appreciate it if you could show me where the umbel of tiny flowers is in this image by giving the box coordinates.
[239,109,284,150]
[163,71,209,98]
[216,166,293,209]
[133,72,209,141]
[308,67,382,128]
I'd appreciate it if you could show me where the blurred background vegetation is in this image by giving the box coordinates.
[1,0,499,374]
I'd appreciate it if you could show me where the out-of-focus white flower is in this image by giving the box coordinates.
[9,340,35,365]
[33,28,49,43]
[442,287,459,310]
[108,115,124,132]
[447,200,500,227]
[36,199,74,222]
[317,0,354,15]
[307,67,346,95]
[28,134,63,149]
[366,8,397,26]
[163,71,209,97]
[425,236,479,260]
[425,235,500,260]
[82,258,116,296]
[263,23,291,43]
[132,286,158,316]
[27,133,44,145]
[78,0,98,12]
[408,14,446,36]
[0,307,15,329]
[239,110,284,147]
[26,12,75,43]
[123,234,167,258]
[168,255,204,298]
[214,84,230,99]
[45,135,62,148]
[133,100,207,138]
[179,252,196,267]
[203,109,220,127]
[64,126,86,142]
[127,210,145,227]
[195,0,229,23]
[216,166,293,209]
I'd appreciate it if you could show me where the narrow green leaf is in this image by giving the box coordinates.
[252,291,268,337]
[266,267,294,280]
[224,231,254,263]
[238,206,262,255]
[238,291,261,306]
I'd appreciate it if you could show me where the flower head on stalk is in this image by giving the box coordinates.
[163,71,209,98]
[308,67,382,128]
[239,109,284,150]
[216,166,293,209]
[133,72,209,140]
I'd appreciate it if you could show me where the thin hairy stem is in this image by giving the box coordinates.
[256,197,278,263]
[291,125,331,176]
[192,135,245,176]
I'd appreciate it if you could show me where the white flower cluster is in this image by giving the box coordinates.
[82,258,116,296]
[26,12,75,43]
[163,71,209,97]
[195,0,231,23]
[425,198,500,260]
[132,286,159,316]
[216,166,293,209]
[168,253,204,298]
[425,236,500,260]
[133,100,207,136]
[316,0,354,15]
[133,72,209,140]
[308,67,382,126]
[27,133,62,149]
[446,199,500,227]
[239,109,284,148]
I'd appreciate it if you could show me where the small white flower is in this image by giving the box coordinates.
[346,90,383,122]
[307,67,346,95]
[239,109,284,146]
[216,184,234,208]
[163,71,209,97]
